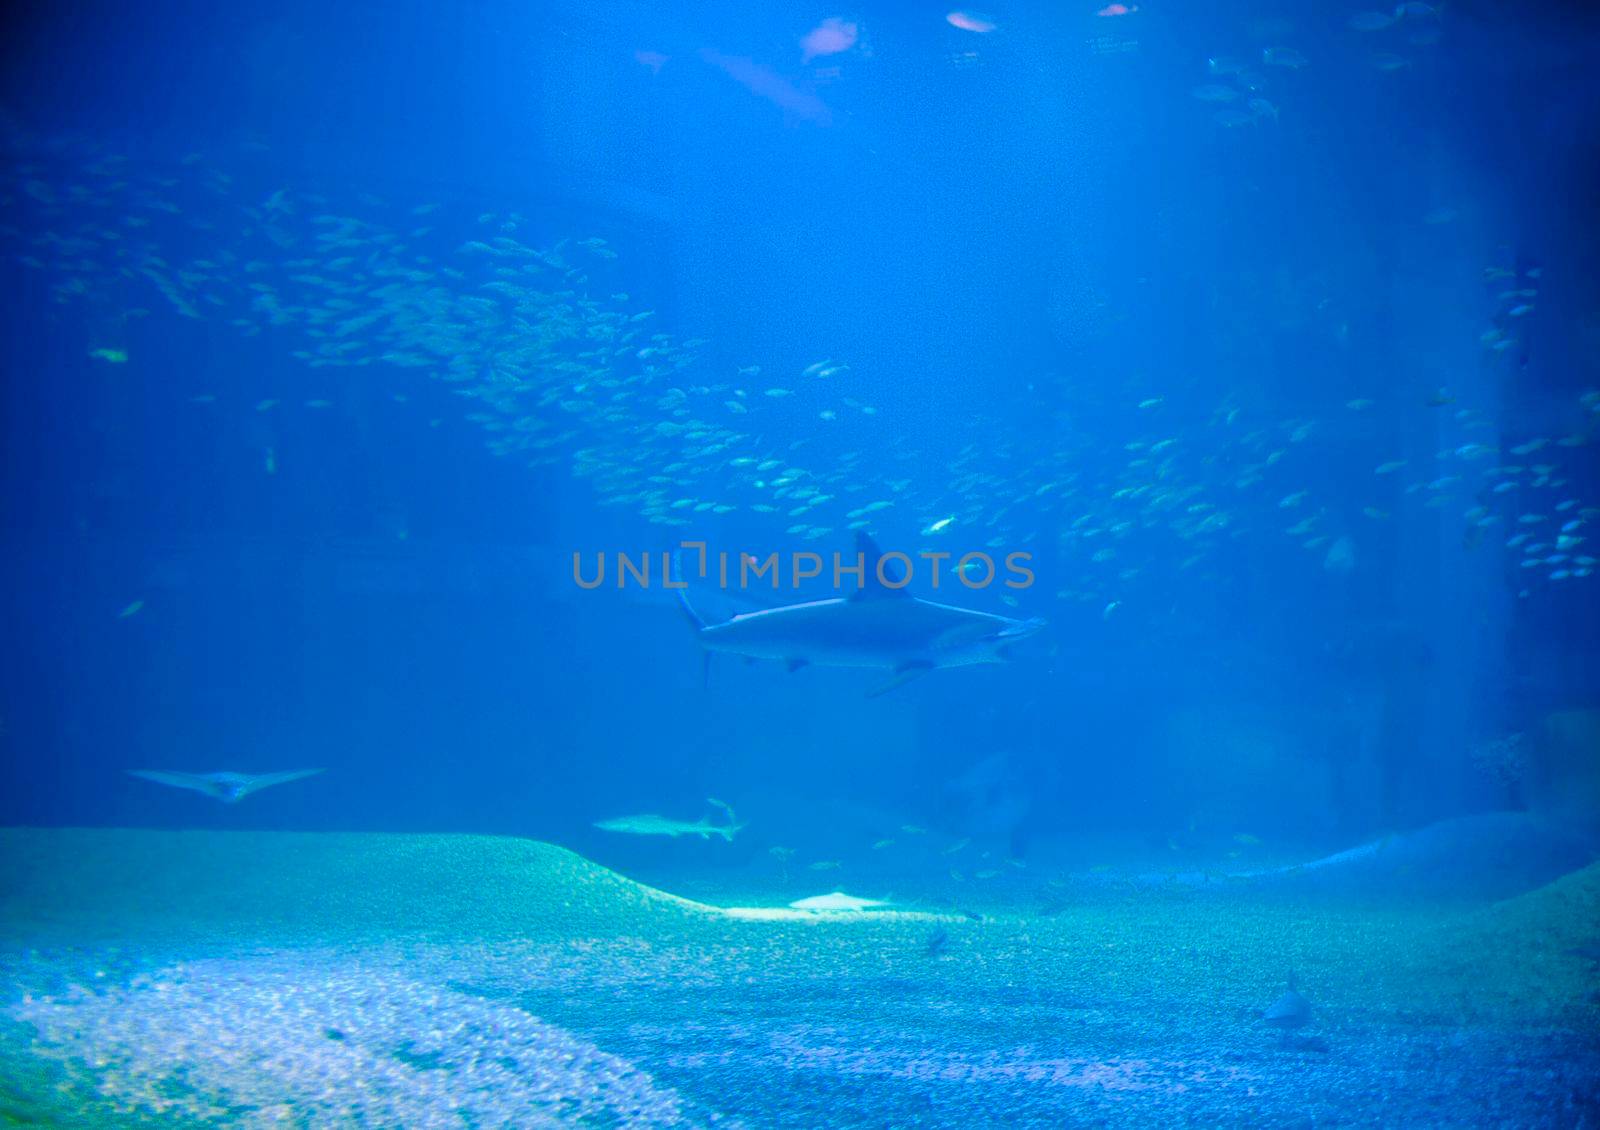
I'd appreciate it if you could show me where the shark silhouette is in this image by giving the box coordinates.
[594,798,744,840]
[676,532,1045,695]
[126,768,325,803]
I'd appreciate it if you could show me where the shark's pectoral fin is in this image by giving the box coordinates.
[785,658,809,674]
[867,661,934,698]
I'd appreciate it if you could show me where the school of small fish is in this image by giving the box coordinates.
[1190,3,1444,128]
[0,122,1594,608]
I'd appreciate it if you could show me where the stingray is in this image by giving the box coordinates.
[788,891,890,912]
[1262,973,1312,1046]
[126,768,325,803]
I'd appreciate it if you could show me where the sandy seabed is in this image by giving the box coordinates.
[0,828,1596,1127]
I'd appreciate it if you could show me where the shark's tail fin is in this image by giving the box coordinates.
[672,550,708,631]
[707,797,743,840]
[674,551,715,688]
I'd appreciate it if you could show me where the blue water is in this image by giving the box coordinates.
[1,2,1598,1125]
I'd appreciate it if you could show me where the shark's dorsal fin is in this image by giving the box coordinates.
[852,531,911,601]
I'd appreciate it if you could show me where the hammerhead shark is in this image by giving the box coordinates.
[676,532,1045,696]
[126,768,325,803]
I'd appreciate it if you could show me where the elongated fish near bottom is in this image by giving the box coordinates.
[594,798,743,841]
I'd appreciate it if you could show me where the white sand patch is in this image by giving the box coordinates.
[14,952,687,1127]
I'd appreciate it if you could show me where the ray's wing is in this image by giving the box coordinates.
[126,770,225,799]
[235,768,326,798]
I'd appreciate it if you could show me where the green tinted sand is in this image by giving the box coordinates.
[0,827,1595,1022]
[0,827,710,944]
[0,829,1595,1126]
